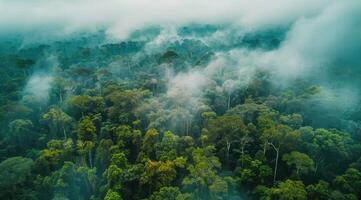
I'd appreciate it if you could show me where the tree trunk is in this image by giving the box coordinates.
[227,94,231,110]
[241,146,245,167]
[59,90,63,103]
[314,158,323,176]
[273,148,279,184]
[226,140,231,168]
[63,126,67,140]
[88,150,93,168]
[269,142,280,185]
[263,141,267,155]
[314,162,318,176]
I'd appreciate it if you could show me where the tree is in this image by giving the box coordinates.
[46,161,82,199]
[201,111,216,127]
[140,157,185,194]
[148,187,181,200]
[77,116,97,167]
[139,128,159,160]
[223,80,237,110]
[8,119,34,146]
[227,101,271,124]
[280,114,303,129]
[207,115,248,168]
[334,168,361,197]
[42,107,72,139]
[306,180,331,200]
[261,123,299,184]
[115,125,142,162]
[67,95,104,118]
[208,177,229,200]
[283,151,314,177]
[300,128,351,176]
[104,157,126,193]
[169,107,192,136]
[182,146,231,199]
[235,158,272,187]
[270,179,307,200]
[0,157,34,198]
[95,139,114,173]
[105,89,147,123]
[155,131,180,161]
[35,144,63,175]
[104,190,122,200]
[50,77,74,103]
[15,58,35,76]
[67,95,92,117]
[77,166,97,199]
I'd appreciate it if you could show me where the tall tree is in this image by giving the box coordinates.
[261,124,299,184]
[283,151,314,177]
[77,116,97,167]
[42,107,72,139]
[207,115,248,168]
[270,179,307,200]
[0,157,34,199]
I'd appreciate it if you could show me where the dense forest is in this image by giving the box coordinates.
[1,1,361,200]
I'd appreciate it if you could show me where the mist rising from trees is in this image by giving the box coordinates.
[0,0,361,199]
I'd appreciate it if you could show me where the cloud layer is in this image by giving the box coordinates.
[0,0,335,40]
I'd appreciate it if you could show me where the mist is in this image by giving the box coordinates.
[1,1,361,199]
[0,0,335,40]
[0,0,358,128]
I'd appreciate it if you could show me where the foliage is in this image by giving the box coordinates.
[0,31,360,200]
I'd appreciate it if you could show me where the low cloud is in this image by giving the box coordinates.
[159,0,361,121]
[0,0,335,40]
[23,73,53,104]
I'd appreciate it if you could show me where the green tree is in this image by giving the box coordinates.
[45,161,82,199]
[67,95,92,117]
[182,146,231,199]
[0,157,34,196]
[104,190,122,200]
[8,119,34,146]
[300,128,351,176]
[140,158,185,194]
[155,131,180,161]
[67,95,104,118]
[235,158,272,187]
[261,123,299,184]
[139,128,159,160]
[334,168,361,197]
[35,141,65,175]
[207,115,248,168]
[42,107,72,139]
[282,151,314,177]
[77,116,97,167]
[51,77,74,103]
[115,125,141,162]
[270,179,307,200]
[306,180,331,200]
[95,139,114,173]
[148,187,181,200]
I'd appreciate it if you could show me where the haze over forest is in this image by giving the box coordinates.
[0,0,361,199]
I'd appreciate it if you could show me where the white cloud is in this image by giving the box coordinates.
[23,74,53,103]
[0,0,335,40]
